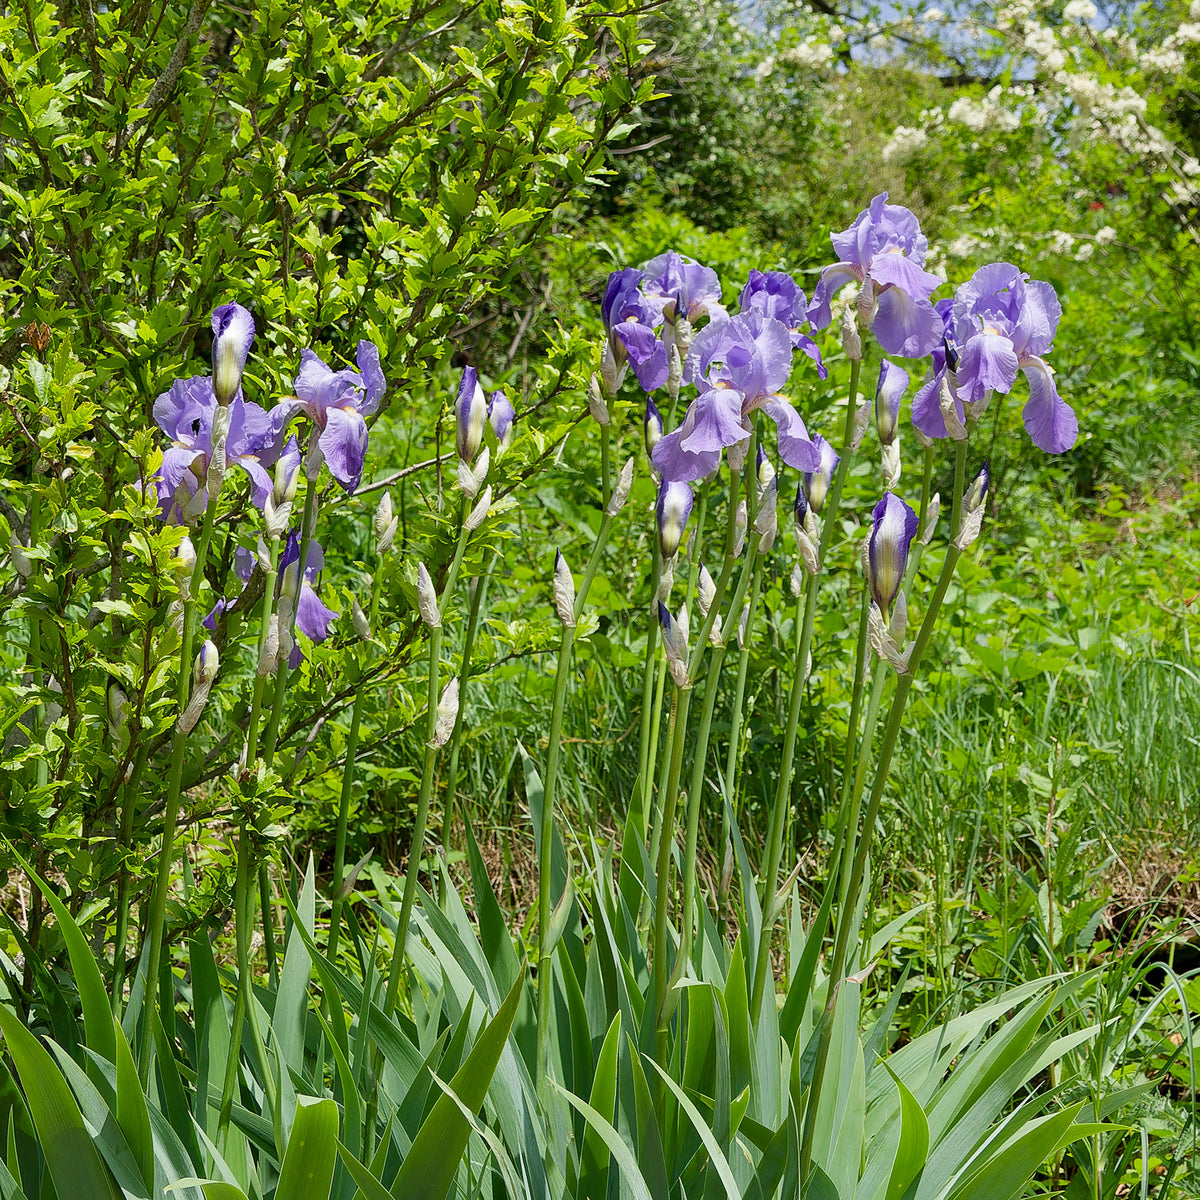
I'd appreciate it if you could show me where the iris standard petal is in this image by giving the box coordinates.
[318,406,369,493]
[1019,280,1062,359]
[957,331,1019,405]
[872,288,942,358]
[1021,357,1078,453]
[761,397,821,471]
[356,340,386,414]
[154,375,214,444]
[294,348,340,413]
[868,251,941,301]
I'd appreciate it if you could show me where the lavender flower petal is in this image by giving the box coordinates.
[1021,357,1078,453]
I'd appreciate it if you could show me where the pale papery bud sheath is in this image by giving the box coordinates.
[416,563,441,628]
[554,551,576,627]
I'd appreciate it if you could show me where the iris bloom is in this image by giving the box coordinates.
[808,192,943,358]
[912,266,1077,453]
[867,492,919,612]
[739,269,826,379]
[600,268,668,393]
[651,311,819,482]
[279,529,337,667]
[287,341,386,493]
[211,303,255,405]
[641,251,728,336]
[153,379,283,523]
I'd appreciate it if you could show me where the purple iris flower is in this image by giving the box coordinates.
[153,379,283,523]
[867,492,919,612]
[875,359,909,446]
[287,341,386,493]
[912,268,1077,454]
[910,299,963,441]
[279,529,337,668]
[651,311,820,482]
[211,303,255,405]
[951,263,1077,454]
[202,545,258,630]
[739,270,827,380]
[601,268,669,393]
[641,251,728,335]
[808,192,943,358]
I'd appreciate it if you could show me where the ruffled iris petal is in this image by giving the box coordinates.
[318,406,369,493]
[872,288,942,358]
[957,331,1019,405]
[1021,356,1078,453]
[761,397,821,471]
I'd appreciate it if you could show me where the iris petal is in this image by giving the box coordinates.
[1021,356,1078,453]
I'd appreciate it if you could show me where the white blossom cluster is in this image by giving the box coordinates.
[881,124,929,161]
[947,88,1022,132]
[782,38,833,69]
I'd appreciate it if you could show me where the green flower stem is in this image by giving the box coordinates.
[904,442,937,590]
[262,483,318,768]
[652,683,692,1057]
[646,657,669,864]
[244,541,282,767]
[799,436,969,1187]
[384,497,474,1016]
[716,561,766,921]
[750,358,862,1015]
[111,739,151,1010]
[329,567,386,962]
[138,488,219,1079]
[443,563,492,854]
[677,545,758,976]
[633,542,662,842]
[534,481,620,1079]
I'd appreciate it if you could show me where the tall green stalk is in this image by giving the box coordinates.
[329,568,386,961]
[798,436,970,1186]
[138,490,219,1079]
[443,563,492,853]
[384,498,473,1015]
[750,359,862,1015]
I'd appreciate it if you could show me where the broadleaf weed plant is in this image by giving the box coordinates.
[0,12,1189,1188]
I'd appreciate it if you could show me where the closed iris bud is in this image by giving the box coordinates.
[587,374,611,426]
[554,551,576,627]
[175,536,196,577]
[488,390,515,454]
[455,366,489,464]
[416,562,441,628]
[466,484,492,531]
[211,303,255,406]
[375,490,399,554]
[106,682,128,739]
[756,444,776,493]
[803,436,839,515]
[431,677,459,748]
[195,640,219,687]
[866,492,919,613]
[920,492,941,545]
[875,359,908,447]
[658,601,690,688]
[273,437,301,506]
[966,460,990,512]
[841,302,863,361]
[644,397,664,457]
[656,479,694,559]
[351,597,371,640]
[698,564,716,618]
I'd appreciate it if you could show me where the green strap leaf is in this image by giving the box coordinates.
[0,1005,122,1200]
[275,1095,338,1200]
[551,1082,655,1200]
[389,965,524,1200]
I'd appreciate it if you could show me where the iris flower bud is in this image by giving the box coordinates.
[875,359,909,447]
[466,484,492,531]
[458,445,489,499]
[644,398,664,458]
[966,460,990,512]
[211,303,255,406]
[803,436,839,515]
[431,677,459,748]
[736,604,751,650]
[375,491,399,554]
[698,565,716,618]
[106,682,129,747]
[920,492,941,545]
[881,440,902,489]
[351,597,371,640]
[9,532,31,578]
[554,551,576,627]
[416,563,441,628]
[587,374,611,426]
[272,437,301,506]
[733,501,748,557]
[866,492,919,613]
[841,303,863,361]
[606,457,634,517]
[754,475,778,553]
[488,390,515,454]
[658,601,690,689]
[656,479,694,559]
[456,366,489,464]
[178,640,219,734]
[756,445,776,493]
